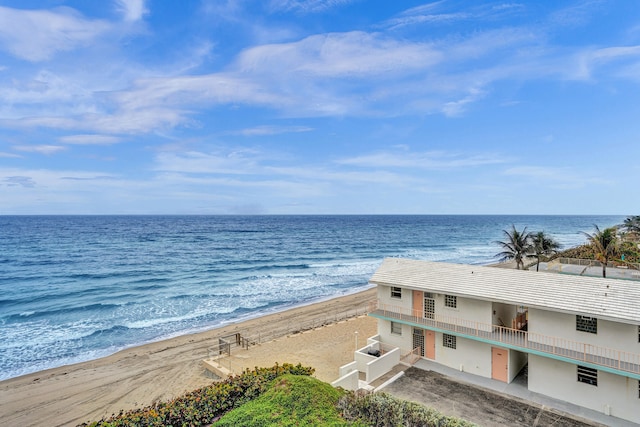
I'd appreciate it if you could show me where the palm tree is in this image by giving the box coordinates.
[531,231,561,271]
[582,225,619,278]
[495,225,533,270]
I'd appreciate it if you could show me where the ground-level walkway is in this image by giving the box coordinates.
[381,360,637,427]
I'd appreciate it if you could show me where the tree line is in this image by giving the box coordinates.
[495,215,640,278]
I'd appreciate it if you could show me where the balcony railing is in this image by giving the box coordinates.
[369,300,640,376]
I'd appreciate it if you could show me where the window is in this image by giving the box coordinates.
[444,295,457,308]
[576,315,597,334]
[391,321,402,335]
[391,287,402,299]
[443,333,456,349]
[577,365,598,386]
[638,326,640,343]
[424,295,435,319]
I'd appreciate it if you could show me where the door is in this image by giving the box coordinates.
[491,347,508,382]
[412,290,423,318]
[425,330,436,359]
[413,328,425,357]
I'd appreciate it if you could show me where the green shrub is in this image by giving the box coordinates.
[338,390,477,427]
[216,374,363,426]
[78,363,315,427]
[552,242,639,264]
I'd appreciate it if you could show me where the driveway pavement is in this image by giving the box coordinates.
[382,367,609,427]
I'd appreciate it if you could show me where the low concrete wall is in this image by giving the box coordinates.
[338,361,357,378]
[355,349,378,372]
[366,347,400,383]
[331,369,359,391]
[201,358,232,379]
[367,335,381,345]
[355,342,382,372]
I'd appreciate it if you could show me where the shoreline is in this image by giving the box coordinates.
[0,288,377,427]
[0,284,375,383]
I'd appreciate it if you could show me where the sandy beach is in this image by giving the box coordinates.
[0,288,377,427]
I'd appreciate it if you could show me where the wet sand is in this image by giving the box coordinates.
[0,288,377,427]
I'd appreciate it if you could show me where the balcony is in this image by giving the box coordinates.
[368,300,640,379]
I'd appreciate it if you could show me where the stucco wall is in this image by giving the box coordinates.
[331,368,359,391]
[528,355,640,424]
[377,318,411,351]
[528,308,640,354]
[378,285,413,312]
[436,333,492,378]
[434,294,493,327]
[366,347,400,382]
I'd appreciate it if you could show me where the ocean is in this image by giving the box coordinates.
[0,214,624,381]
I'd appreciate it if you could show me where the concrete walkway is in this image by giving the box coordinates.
[381,359,637,427]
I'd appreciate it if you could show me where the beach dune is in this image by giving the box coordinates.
[0,288,377,427]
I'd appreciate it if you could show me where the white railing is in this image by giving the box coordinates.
[400,346,422,365]
[369,300,640,376]
[557,257,640,270]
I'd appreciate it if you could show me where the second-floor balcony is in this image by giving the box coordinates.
[368,300,640,380]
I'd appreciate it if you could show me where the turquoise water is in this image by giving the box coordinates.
[0,215,623,380]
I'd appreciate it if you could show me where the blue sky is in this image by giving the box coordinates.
[1,0,639,214]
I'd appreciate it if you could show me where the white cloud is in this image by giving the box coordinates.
[269,0,355,14]
[150,147,426,192]
[58,135,123,145]
[547,0,604,29]
[0,2,637,141]
[573,45,640,81]
[383,2,526,30]
[112,73,287,116]
[236,31,441,78]
[0,6,110,61]
[233,125,313,136]
[115,0,148,22]
[153,150,261,174]
[3,175,35,187]
[13,145,66,155]
[338,149,508,169]
[503,166,611,189]
[441,88,485,117]
[0,151,21,158]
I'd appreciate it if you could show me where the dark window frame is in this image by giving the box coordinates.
[443,333,457,349]
[576,315,597,334]
[391,321,402,335]
[444,295,457,308]
[577,365,598,386]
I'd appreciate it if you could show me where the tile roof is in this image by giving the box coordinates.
[370,258,640,324]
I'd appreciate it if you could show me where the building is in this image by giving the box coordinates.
[364,258,640,424]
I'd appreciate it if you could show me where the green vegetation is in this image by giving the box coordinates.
[79,362,477,427]
[495,225,534,269]
[216,374,362,426]
[553,240,640,265]
[549,219,640,275]
[531,231,561,272]
[78,363,316,427]
[582,225,619,278]
[495,219,640,275]
[338,390,477,426]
